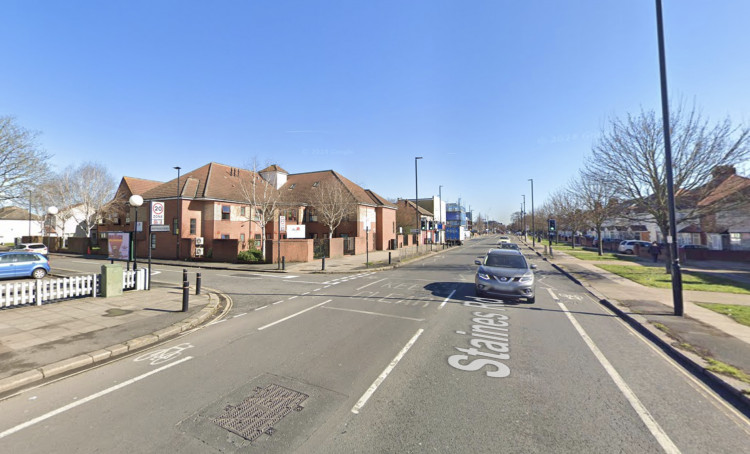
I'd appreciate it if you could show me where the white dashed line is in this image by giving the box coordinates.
[254,305,268,311]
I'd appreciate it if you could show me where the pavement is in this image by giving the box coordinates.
[1,239,749,410]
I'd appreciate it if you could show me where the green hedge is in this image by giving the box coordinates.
[237,249,264,263]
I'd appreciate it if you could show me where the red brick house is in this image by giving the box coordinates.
[99,162,397,262]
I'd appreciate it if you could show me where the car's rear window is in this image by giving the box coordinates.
[485,254,527,268]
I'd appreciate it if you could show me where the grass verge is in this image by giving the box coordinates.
[597,264,750,294]
[551,244,637,262]
[695,303,750,327]
[706,358,750,385]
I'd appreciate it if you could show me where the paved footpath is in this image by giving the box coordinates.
[522,239,750,406]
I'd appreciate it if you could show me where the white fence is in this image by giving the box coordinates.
[0,268,149,308]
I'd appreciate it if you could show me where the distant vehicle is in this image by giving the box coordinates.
[680,244,707,249]
[617,240,651,254]
[446,226,466,246]
[0,251,50,279]
[497,236,511,244]
[474,249,536,303]
[15,242,48,255]
[497,242,520,250]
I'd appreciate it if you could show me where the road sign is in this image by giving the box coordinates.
[279,215,286,231]
[151,225,170,232]
[151,202,165,225]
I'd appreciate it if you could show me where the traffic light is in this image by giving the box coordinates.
[548,219,556,232]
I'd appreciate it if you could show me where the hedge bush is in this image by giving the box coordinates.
[237,249,264,263]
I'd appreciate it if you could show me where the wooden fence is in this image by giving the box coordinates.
[0,268,148,308]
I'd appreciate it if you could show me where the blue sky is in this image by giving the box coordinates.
[3,1,749,224]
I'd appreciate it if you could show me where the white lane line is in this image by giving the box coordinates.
[439,289,457,309]
[322,306,425,322]
[546,287,559,301]
[356,278,387,291]
[272,300,283,305]
[557,301,680,454]
[313,288,322,292]
[0,357,192,440]
[246,273,299,279]
[254,305,268,311]
[217,274,262,280]
[288,296,298,300]
[324,285,331,289]
[233,313,247,318]
[258,300,331,331]
[352,329,424,415]
[302,292,310,295]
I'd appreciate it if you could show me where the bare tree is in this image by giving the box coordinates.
[311,179,355,239]
[571,170,620,255]
[588,102,750,267]
[237,160,282,259]
[0,116,51,204]
[547,188,587,248]
[50,162,119,238]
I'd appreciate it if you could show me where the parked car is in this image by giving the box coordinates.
[617,240,651,254]
[680,244,707,249]
[474,249,536,303]
[15,242,49,255]
[0,251,50,279]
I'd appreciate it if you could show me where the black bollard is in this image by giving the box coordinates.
[182,268,189,312]
[282,256,285,271]
[388,251,392,265]
[196,272,202,295]
[322,256,326,271]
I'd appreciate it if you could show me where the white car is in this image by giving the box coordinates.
[617,240,651,254]
[497,236,511,244]
[14,242,49,255]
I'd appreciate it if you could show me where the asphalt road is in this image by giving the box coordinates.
[1,240,749,453]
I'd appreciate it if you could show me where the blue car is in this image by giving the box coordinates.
[0,251,50,279]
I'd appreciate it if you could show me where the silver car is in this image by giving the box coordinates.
[474,249,536,303]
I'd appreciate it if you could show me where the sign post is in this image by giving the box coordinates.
[148,201,165,290]
[278,215,285,270]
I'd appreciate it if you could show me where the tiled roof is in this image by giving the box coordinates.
[123,177,162,197]
[260,164,289,174]
[281,170,395,209]
[698,174,750,207]
[0,206,41,221]
[397,199,433,216]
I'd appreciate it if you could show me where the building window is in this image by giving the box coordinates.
[173,218,179,235]
[312,181,319,187]
[190,218,196,235]
[240,207,246,216]
[221,234,230,239]
[222,205,230,220]
[254,234,261,249]
[240,233,245,248]
[151,233,156,249]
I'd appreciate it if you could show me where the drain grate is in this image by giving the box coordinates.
[212,383,308,442]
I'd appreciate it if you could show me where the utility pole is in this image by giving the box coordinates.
[529,179,535,247]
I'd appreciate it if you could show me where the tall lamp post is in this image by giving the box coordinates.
[438,185,443,244]
[46,206,58,253]
[522,195,526,238]
[414,157,422,251]
[655,0,683,316]
[173,166,181,260]
[129,195,143,270]
[28,191,32,238]
[529,179,535,248]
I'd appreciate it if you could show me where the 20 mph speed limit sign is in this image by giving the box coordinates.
[151,201,165,225]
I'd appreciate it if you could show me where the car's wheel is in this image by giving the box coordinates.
[32,268,47,279]
[527,296,535,304]
[476,288,485,297]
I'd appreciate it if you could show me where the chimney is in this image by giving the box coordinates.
[711,165,736,182]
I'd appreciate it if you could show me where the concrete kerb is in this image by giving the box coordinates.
[539,250,750,409]
[0,289,226,396]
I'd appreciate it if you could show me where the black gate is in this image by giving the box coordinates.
[313,238,329,259]
[343,237,355,255]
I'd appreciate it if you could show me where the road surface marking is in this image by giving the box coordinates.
[557,301,680,454]
[313,288,322,292]
[258,300,331,331]
[273,300,283,305]
[0,357,193,440]
[356,278,387,291]
[254,305,268,311]
[217,274,262,280]
[288,296,298,300]
[352,329,424,414]
[439,289,457,309]
[322,306,425,322]
[302,292,310,295]
[233,313,247,318]
[546,287,559,301]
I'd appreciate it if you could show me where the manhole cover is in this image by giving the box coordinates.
[104,308,133,317]
[212,383,308,442]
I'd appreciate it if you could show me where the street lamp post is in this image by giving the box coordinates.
[129,195,144,271]
[415,157,422,251]
[438,185,443,244]
[174,166,182,260]
[28,191,32,238]
[529,179,535,248]
[655,0,683,316]
[522,195,526,238]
